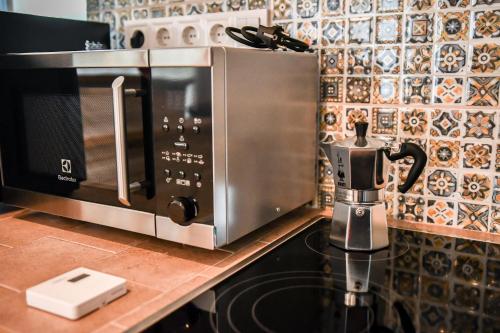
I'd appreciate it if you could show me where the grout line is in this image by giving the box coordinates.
[0,283,22,293]
[45,236,118,255]
[0,243,13,249]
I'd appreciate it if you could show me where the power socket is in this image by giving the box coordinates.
[124,9,269,49]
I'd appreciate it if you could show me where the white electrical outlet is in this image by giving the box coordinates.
[124,9,269,49]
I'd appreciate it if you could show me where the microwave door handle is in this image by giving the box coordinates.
[112,76,131,207]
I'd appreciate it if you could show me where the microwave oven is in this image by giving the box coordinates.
[0,47,318,249]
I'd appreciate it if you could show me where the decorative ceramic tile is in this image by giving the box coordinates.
[403,77,432,104]
[206,0,223,12]
[486,259,500,288]
[117,0,133,7]
[463,143,492,169]
[472,11,500,39]
[436,44,467,74]
[438,0,469,7]
[427,169,458,197]
[297,20,318,46]
[454,255,485,282]
[374,46,401,74]
[431,110,462,138]
[393,270,419,296]
[461,173,492,201]
[117,10,131,31]
[319,105,343,143]
[488,206,500,232]
[348,17,373,44]
[347,47,373,74]
[452,284,481,310]
[473,0,500,5]
[497,144,500,172]
[493,176,500,204]
[321,48,345,74]
[437,11,469,42]
[401,109,429,136]
[451,312,479,333]
[150,6,165,18]
[375,15,402,44]
[321,19,345,46]
[373,77,399,104]
[102,11,117,30]
[349,0,372,14]
[406,0,434,11]
[248,0,266,9]
[464,111,496,139]
[423,250,452,277]
[101,0,115,9]
[88,0,100,12]
[323,0,344,16]
[273,0,292,19]
[420,303,448,332]
[226,0,246,11]
[404,46,432,74]
[345,107,369,131]
[422,276,450,303]
[186,3,206,15]
[458,202,490,231]
[395,229,424,245]
[372,108,398,135]
[134,0,146,5]
[429,140,460,168]
[397,195,425,222]
[87,12,100,21]
[456,238,487,254]
[467,77,500,107]
[405,13,434,44]
[320,76,343,102]
[399,166,425,194]
[397,246,421,274]
[427,200,456,225]
[168,4,184,16]
[297,0,319,18]
[346,77,371,103]
[424,234,453,249]
[471,43,500,73]
[484,289,500,317]
[377,0,403,12]
[434,77,464,104]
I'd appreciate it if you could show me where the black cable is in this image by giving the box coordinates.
[225,25,312,52]
[225,27,267,48]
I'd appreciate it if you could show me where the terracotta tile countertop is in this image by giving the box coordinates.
[0,206,324,333]
[1,206,499,333]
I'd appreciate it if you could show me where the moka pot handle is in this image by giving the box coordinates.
[385,143,427,193]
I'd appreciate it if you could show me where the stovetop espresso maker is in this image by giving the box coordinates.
[322,122,427,251]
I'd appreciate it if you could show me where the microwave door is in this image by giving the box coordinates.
[0,50,154,212]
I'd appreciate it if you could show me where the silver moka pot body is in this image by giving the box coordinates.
[322,122,427,251]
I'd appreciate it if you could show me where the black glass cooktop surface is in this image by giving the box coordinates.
[145,218,500,333]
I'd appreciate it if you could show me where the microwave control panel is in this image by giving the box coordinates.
[151,67,214,226]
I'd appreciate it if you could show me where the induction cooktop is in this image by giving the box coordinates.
[145,218,500,333]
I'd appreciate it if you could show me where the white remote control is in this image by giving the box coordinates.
[26,267,127,320]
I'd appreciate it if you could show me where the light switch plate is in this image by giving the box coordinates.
[26,267,127,320]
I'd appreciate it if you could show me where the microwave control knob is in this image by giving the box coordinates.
[167,197,196,225]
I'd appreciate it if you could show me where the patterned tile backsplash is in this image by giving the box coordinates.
[88,0,500,234]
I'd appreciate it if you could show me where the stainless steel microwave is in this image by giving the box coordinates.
[0,47,318,249]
